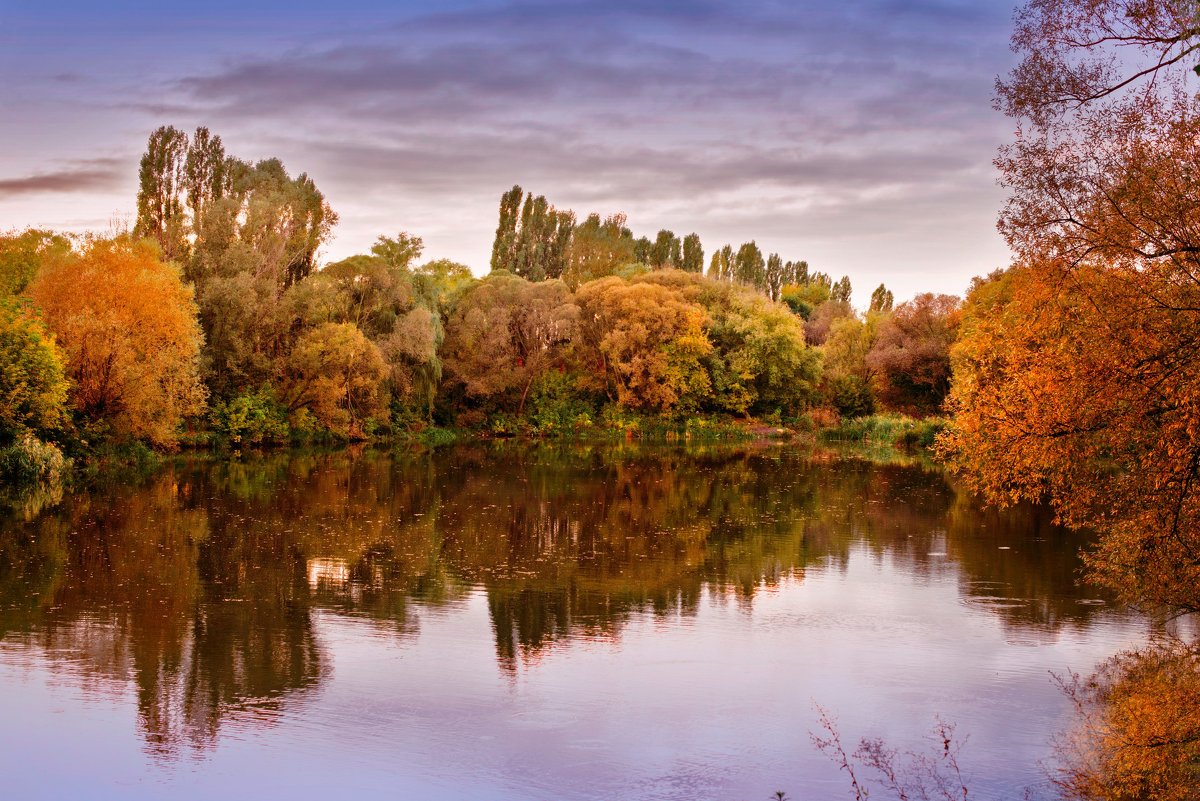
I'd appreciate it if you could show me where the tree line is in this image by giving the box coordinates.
[487,184,844,302]
[0,135,965,474]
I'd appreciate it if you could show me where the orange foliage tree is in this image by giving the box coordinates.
[944,0,1200,615]
[440,272,579,415]
[943,5,1200,795]
[866,293,960,416]
[29,237,206,447]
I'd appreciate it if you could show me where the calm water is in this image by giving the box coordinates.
[0,444,1147,800]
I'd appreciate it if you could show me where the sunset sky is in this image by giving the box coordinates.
[0,0,1018,304]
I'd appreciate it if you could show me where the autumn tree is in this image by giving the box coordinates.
[29,237,206,446]
[944,0,1200,615]
[574,276,712,413]
[441,272,579,416]
[283,323,388,439]
[634,270,819,416]
[867,293,959,416]
[1053,639,1200,801]
[287,235,444,421]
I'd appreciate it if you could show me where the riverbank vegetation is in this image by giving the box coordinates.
[4,0,1199,795]
[0,130,963,480]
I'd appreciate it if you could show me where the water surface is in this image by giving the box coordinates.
[0,444,1147,799]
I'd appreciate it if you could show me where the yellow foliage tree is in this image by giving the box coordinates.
[29,237,206,447]
[284,322,388,439]
[575,277,712,412]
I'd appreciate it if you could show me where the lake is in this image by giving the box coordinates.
[0,443,1148,800]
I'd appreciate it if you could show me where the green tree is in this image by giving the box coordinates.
[371,232,424,270]
[0,298,69,442]
[490,187,574,280]
[734,241,766,289]
[0,230,71,297]
[764,253,785,301]
[183,126,227,236]
[134,125,190,262]
[490,185,524,273]
[831,276,852,304]
[820,313,881,417]
[650,229,682,268]
[681,233,704,273]
[869,283,894,313]
[565,213,635,287]
[707,244,734,282]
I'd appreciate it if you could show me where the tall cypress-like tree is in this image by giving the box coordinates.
[490,185,524,273]
[490,186,573,280]
[681,233,703,273]
[831,276,852,304]
[633,236,653,265]
[764,253,785,300]
[708,244,734,282]
[869,283,894,313]
[183,126,226,238]
[650,229,682,268]
[784,260,809,287]
[734,241,766,290]
[134,125,189,261]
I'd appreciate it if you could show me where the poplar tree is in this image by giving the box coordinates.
[134,125,189,261]
[650,229,682,268]
[869,283,894,313]
[734,241,766,289]
[183,126,226,237]
[490,186,524,273]
[681,233,703,273]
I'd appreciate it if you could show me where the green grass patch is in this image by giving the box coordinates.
[820,414,947,451]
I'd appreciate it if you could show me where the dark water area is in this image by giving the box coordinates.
[0,444,1147,800]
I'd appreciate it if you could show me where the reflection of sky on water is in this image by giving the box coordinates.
[1,534,1144,801]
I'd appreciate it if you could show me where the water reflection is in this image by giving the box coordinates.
[0,443,1115,759]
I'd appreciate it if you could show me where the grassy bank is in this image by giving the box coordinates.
[818,414,946,451]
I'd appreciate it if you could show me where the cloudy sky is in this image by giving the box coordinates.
[0,0,1019,304]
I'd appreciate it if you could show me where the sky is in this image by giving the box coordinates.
[0,0,1020,304]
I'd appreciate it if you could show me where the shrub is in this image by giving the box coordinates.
[0,434,70,484]
[210,387,290,447]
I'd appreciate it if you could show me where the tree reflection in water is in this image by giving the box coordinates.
[0,443,1115,756]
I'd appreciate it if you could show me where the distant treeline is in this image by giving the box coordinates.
[487,184,840,303]
[0,125,963,476]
